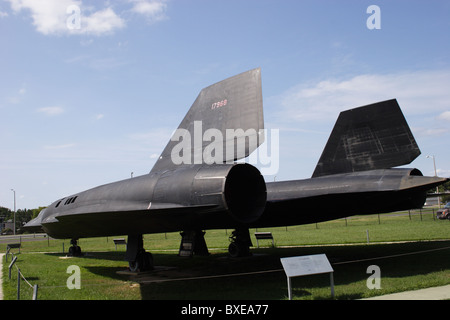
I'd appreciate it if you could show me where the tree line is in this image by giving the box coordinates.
[436,180,450,203]
[0,206,46,234]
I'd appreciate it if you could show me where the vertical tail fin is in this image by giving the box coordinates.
[312,99,421,178]
[151,68,264,174]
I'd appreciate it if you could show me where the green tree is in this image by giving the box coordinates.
[0,206,46,234]
[440,180,450,203]
[0,206,13,220]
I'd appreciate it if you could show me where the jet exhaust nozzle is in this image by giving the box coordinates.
[152,163,267,224]
[224,163,267,224]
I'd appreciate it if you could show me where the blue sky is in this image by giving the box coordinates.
[1,0,449,210]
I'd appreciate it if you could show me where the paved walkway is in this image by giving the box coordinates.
[362,285,450,300]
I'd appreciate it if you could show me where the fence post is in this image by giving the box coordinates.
[9,255,17,279]
[17,268,21,300]
[32,285,38,300]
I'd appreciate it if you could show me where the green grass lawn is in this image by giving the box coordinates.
[1,209,449,300]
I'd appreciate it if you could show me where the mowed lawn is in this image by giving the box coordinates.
[1,209,449,300]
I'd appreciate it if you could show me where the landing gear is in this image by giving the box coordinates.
[125,235,153,272]
[68,239,82,257]
[128,251,153,273]
[228,228,252,258]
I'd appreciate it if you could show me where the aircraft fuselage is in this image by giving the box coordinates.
[30,167,445,239]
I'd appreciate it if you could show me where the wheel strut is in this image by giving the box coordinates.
[228,228,252,258]
[68,239,82,257]
[125,235,153,272]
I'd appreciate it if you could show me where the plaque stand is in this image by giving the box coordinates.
[280,254,335,300]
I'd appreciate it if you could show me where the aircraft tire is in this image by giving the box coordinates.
[68,245,82,257]
[129,251,153,272]
[228,242,239,257]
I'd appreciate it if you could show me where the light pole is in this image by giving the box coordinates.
[426,155,441,208]
[10,189,16,235]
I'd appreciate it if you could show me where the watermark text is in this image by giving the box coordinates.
[170,121,279,175]
[367,5,381,30]
[66,265,81,289]
[366,265,381,289]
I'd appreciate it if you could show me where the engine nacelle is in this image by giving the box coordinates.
[151,163,267,224]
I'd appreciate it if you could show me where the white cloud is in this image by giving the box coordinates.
[274,70,450,124]
[7,0,78,35]
[80,7,125,36]
[6,0,169,36]
[6,0,125,36]
[437,169,450,178]
[130,0,167,22]
[37,106,64,116]
[413,127,449,137]
[437,111,450,121]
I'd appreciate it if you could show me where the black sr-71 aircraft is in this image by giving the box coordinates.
[25,68,447,271]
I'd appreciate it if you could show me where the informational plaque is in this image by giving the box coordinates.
[280,254,334,300]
